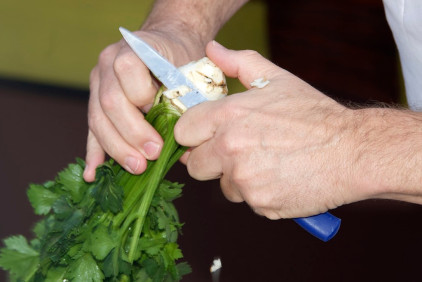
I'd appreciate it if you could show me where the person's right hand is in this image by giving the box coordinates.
[84,29,205,182]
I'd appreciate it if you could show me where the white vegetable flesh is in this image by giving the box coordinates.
[250,77,270,88]
[163,57,228,113]
[210,258,222,273]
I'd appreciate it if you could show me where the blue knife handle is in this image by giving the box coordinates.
[293,212,341,242]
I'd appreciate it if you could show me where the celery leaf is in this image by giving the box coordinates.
[91,164,123,214]
[57,163,88,203]
[87,225,117,260]
[27,183,60,215]
[65,253,104,282]
[0,236,39,281]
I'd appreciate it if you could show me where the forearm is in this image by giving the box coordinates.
[142,0,248,52]
[352,108,422,203]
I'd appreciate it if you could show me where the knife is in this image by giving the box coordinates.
[119,27,341,242]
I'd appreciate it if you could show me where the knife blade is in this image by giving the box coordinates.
[119,27,341,242]
[119,27,208,109]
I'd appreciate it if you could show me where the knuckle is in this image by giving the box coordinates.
[240,49,261,59]
[113,52,135,74]
[218,132,239,156]
[239,49,264,65]
[104,143,118,160]
[98,45,116,66]
[243,189,264,209]
[126,123,141,138]
[127,124,151,146]
[229,165,248,188]
[89,67,98,86]
[262,210,282,220]
[215,103,250,156]
[217,99,249,128]
[186,157,203,180]
[217,132,239,155]
[87,111,100,130]
[220,177,243,203]
[222,191,240,203]
[219,98,243,118]
[240,183,272,211]
[131,86,155,107]
[99,90,119,112]
[100,138,127,162]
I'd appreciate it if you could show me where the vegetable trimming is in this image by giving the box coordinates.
[0,57,227,281]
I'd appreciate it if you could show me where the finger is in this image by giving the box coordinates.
[220,174,244,203]
[113,44,159,107]
[178,148,192,165]
[88,71,148,174]
[185,141,223,181]
[174,98,226,147]
[252,207,284,220]
[206,41,284,89]
[175,42,282,147]
[90,110,148,175]
[84,67,106,182]
[84,130,106,182]
[98,62,163,160]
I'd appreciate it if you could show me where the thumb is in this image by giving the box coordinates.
[206,41,282,89]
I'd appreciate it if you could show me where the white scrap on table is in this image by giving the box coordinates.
[250,77,270,88]
[210,257,222,273]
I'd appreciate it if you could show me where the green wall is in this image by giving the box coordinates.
[0,1,268,94]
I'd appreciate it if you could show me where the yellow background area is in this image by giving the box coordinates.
[0,0,268,94]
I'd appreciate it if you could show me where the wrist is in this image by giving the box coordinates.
[140,0,248,63]
[141,13,213,52]
[140,2,221,57]
[140,24,207,63]
[350,107,422,203]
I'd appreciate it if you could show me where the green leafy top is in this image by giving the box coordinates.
[91,162,124,214]
[0,96,191,282]
[0,236,39,281]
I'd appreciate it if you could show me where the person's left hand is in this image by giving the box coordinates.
[84,29,205,182]
[174,41,370,219]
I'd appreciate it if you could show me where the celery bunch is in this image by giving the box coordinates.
[0,93,190,282]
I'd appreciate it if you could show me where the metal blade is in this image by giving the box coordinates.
[119,27,207,108]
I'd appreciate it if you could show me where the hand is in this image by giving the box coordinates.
[175,42,368,219]
[84,29,204,182]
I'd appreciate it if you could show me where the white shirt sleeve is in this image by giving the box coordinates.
[383,0,422,111]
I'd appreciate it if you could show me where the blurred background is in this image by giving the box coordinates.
[1,0,422,281]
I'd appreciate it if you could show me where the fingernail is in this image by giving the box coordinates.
[124,156,140,174]
[143,141,161,159]
[83,164,90,180]
[83,163,89,174]
[211,40,226,50]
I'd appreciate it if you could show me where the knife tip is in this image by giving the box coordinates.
[119,26,130,36]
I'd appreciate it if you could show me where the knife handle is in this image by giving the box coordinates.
[293,212,341,242]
